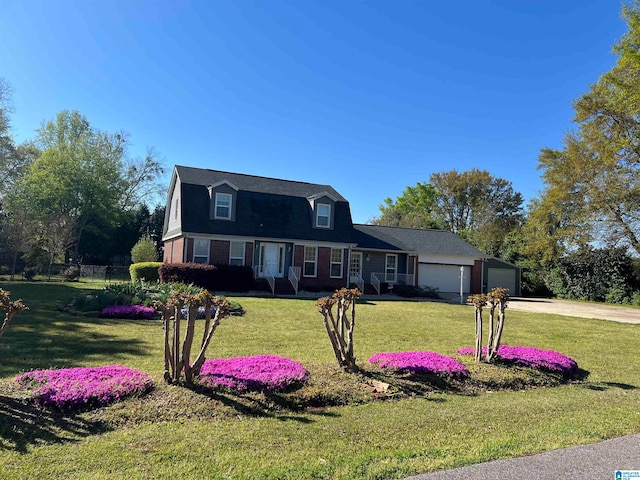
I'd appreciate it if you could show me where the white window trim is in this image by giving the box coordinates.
[385,254,398,283]
[193,238,210,264]
[316,203,331,228]
[215,192,232,220]
[229,241,245,266]
[303,246,318,277]
[350,252,362,278]
[330,248,343,278]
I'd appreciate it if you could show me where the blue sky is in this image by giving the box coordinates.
[0,0,628,223]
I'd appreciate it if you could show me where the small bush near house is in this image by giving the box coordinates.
[158,263,254,292]
[393,284,440,299]
[129,262,162,283]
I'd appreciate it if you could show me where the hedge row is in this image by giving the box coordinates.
[129,262,163,283]
[158,263,254,292]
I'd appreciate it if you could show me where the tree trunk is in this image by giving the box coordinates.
[474,308,483,363]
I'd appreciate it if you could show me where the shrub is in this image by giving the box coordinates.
[457,345,578,377]
[368,351,468,379]
[632,291,640,306]
[15,365,154,411]
[158,263,254,292]
[199,355,309,392]
[23,265,37,281]
[393,284,440,298]
[0,265,10,276]
[131,234,158,263]
[129,262,162,283]
[63,264,81,281]
[100,304,156,320]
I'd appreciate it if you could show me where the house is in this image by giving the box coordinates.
[162,165,517,296]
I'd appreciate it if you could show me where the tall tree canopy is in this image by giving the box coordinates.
[374,169,523,257]
[7,109,164,263]
[372,182,443,229]
[531,1,640,257]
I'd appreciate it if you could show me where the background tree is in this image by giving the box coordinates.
[7,109,165,265]
[375,169,523,258]
[429,169,523,255]
[371,182,443,229]
[131,234,159,263]
[531,1,640,257]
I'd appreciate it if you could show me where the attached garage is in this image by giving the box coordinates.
[484,258,521,296]
[419,264,471,293]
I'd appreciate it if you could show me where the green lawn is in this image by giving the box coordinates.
[1,282,639,479]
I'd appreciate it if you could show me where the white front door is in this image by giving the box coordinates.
[260,243,285,278]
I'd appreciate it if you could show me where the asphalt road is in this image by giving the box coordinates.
[403,297,640,480]
[406,433,640,480]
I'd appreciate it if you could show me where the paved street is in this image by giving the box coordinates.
[406,433,640,480]
[404,296,640,479]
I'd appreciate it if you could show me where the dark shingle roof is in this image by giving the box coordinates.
[353,224,486,257]
[175,165,347,202]
[175,165,353,243]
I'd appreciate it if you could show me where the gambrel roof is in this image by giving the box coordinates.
[168,165,354,244]
[175,165,348,202]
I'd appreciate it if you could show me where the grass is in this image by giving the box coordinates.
[1,282,640,479]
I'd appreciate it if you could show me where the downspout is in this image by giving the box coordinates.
[480,258,485,294]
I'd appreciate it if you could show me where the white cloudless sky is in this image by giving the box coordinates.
[0,0,628,223]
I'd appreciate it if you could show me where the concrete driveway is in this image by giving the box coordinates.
[508,297,640,324]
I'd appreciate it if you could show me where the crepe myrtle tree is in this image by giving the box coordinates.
[316,287,362,373]
[0,288,28,340]
[468,288,509,363]
[154,285,230,385]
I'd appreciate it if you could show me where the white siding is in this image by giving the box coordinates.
[167,183,181,232]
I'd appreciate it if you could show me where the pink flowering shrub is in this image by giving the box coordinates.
[457,345,578,376]
[199,355,309,392]
[15,365,154,411]
[100,304,155,320]
[368,351,469,379]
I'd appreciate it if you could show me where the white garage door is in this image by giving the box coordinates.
[418,264,471,293]
[487,268,516,293]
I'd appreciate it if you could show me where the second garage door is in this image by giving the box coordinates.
[486,268,516,294]
[418,264,471,293]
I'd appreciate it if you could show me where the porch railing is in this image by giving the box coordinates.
[371,273,382,295]
[371,273,416,295]
[288,266,301,295]
[254,265,276,295]
[350,273,364,293]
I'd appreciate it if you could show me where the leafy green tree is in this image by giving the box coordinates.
[131,234,159,263]
[8,110,164,264]
[429,169,523,256]
[373,169,523,257]
[545,247,638,303]
[532,1,640,256]
[371,182,443,229]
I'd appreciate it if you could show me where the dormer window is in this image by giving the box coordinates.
[316,203,331,228]
[215,193,232,219]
